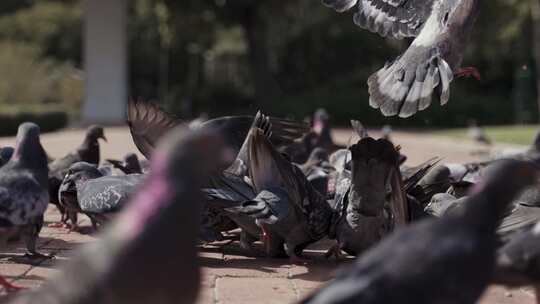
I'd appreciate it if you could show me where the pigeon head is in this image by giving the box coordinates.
[60,162,103,194]
[313,108,329,135]
[86,125,107,142]
[0,146,14,166]
[439,0,480,32]
[124,152,142,173]
[12,122,48,171]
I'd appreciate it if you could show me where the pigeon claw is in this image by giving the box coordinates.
[0,276,25,293]
[456,67,481,81]
[324,243,344,260]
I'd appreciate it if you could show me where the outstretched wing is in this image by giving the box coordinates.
[323,0,437,39]
[127,99,182,159]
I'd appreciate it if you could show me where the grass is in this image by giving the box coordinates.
[435,125,540,146]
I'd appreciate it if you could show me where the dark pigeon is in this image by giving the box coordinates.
[6,127,227,304]
[202,112,277,250]
[301,159,537,304]
[48,125,107,227]
[0,147,14,167]
[492,222,540,303]
[58,162,145,230]
[328,137,406,257]
[0,123,50,291]
[225,118,335,261]
[323,0,481,117]
[105,153,143,175]
[127,99,309,162]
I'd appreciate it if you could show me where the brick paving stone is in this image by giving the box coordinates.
[479,286,535,304]
[24,266,60,281]
[216,277,296,304]
[0,264,31,278]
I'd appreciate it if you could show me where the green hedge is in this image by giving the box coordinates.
[0,106,68,136]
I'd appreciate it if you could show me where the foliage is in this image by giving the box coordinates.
[0,103,68,135]
[0,0,538,127]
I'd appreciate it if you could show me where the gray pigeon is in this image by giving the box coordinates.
[48,125,107,227]
[0,147,14,167]
[301,159,537,304]
[323,0,481,118]
[0,123,50,291]
[105,153,143,175]
[226,119,335,261]
[492,221,540,303]
[328,137,406,257]
[58,162,145,230]
[6,127,227,304]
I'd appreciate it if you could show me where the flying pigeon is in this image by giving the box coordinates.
[301,159,537,304]
[0,123,50,292]
[58,162,145,230]
[323,0,481,118]
[48,125,107,227]
[6,127,228,304]
[126,99,309,163]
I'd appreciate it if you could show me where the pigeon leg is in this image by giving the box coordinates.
[455,67,481,81]
[260,224,270,254]
[324,242,344,260]
[22,224,54,260]
[0,275,24,292]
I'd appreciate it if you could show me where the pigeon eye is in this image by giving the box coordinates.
[443,12,450,25]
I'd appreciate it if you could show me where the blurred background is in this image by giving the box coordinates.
[0,0,537,135]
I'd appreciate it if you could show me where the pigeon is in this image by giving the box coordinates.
[467,119,491,145]
[48,125,107,227]
[0,147,14,167]
[127,99,309,163]
[105,153,143,175]
[328,137,407,257]
[58,162,145,230]
[492,222,540,303]
[6,127,228,304]
[298,148,335,197]
[225,117,335,261]
[300,159,537,304]
[323,0,481,117]
[0,123,50,292]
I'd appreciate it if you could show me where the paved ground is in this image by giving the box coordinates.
[0,126,536,303]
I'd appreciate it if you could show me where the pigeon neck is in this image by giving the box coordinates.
[79,136,100,164]
[12,140,48,185]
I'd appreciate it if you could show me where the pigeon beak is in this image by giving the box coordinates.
[101,135,108,142]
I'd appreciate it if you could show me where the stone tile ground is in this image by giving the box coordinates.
[0,127,535,303]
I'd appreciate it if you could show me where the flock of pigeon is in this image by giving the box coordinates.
[2,0,535,303]
[0,98,538,304]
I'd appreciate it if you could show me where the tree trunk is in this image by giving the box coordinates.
[239,5,282,112]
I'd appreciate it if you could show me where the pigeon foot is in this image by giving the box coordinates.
[324,243,344,260]
[24,251,55,260]
[456,67,481,81]
[0,276,25,293]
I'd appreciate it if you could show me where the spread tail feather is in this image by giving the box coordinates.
[368,51,453,118]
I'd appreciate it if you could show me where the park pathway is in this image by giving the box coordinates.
[0,127,534,303]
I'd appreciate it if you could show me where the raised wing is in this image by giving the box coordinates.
[323,0,437,39]
[127,99,182,159]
